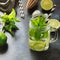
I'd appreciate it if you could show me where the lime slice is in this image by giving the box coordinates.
[40,0,53,10]
[48,19,60,29]
[29,40,46,51]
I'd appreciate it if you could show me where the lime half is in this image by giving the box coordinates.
[48,19,60,29]
[40,0,53,10]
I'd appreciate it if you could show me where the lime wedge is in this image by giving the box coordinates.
[48,19,60,29]
[40,0,53,10]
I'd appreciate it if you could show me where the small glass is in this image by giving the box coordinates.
[29,19,58,51]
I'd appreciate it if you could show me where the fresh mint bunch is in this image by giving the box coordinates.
[0,9,20,36]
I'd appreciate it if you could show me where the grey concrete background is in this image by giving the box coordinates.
[0,0,60,60]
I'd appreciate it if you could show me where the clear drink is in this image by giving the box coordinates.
[29,16,58,51]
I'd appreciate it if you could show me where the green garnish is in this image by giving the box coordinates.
[0,9,20,36]
[31,16,47,28]
[30,16,48,41]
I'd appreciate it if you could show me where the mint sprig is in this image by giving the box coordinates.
[0,9,20,36]
[30,16,48,41]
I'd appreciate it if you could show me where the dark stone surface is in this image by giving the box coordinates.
[0,0,60,60]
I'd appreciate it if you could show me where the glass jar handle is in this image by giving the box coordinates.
[50,30,58,43]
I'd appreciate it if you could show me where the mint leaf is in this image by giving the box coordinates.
[0,13,9,23]
[15,18,20,22]
[8,9,16,20]
[34,28,41,40]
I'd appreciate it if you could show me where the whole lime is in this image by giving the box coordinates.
[0,32,7,46]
